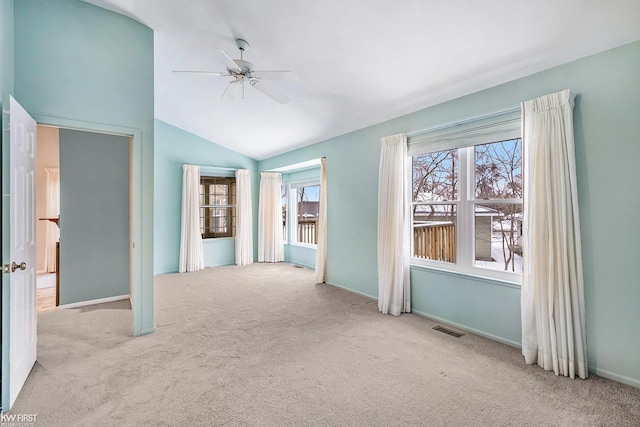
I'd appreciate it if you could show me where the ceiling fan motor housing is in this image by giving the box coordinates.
[229,59,255,79]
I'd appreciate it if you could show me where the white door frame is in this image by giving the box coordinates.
[31,115,144,336]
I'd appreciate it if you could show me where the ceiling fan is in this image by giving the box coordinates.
[172,38,297,104]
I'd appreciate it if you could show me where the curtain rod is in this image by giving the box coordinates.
[405,106,521,139]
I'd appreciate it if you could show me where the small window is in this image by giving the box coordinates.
[295,185,320,245]
[200,176,236,238]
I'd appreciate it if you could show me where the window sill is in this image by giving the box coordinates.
[202,237,235,242]
[290,242,317,249]
[410,261,521,289]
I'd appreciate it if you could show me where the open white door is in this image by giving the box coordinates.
[1,95,37,411]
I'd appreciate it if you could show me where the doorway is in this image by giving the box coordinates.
[34,125,132,312]
[35,125,60,313]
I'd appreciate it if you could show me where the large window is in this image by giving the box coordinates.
[411,138,523,279]
[293,184,320,245]
[200,176,236,238]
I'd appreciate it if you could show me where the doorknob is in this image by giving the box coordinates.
[11,262,26,272]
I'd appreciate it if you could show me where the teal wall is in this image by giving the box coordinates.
[281,167,321,268]
[59,129,130,304]
[0,0,13,102]
[14,0,155,335]
[260,41,640,387]
[154,119,258,274]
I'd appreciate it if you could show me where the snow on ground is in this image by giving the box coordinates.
[475,230,523,273]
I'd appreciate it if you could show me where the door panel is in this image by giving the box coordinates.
[1,95,37,411]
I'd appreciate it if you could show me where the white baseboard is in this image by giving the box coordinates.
[590,367,640,388]
[411,309,522,348]
[58,294,130,309]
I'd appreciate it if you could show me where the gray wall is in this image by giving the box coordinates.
[59,129,130,304]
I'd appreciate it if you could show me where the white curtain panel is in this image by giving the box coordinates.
[377,133,411,316]
[521,89,588,379]
[44,168,60,272]
[314,158,327,283]
[179,164,204,273]
[258,172,285,262]
[235,169,254,266]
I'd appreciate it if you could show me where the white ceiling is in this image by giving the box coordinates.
[83,0,640,160]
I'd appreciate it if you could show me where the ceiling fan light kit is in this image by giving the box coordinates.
[173,38,296,104]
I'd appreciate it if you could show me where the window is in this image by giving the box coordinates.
[200,176,236,238]
[293,184,320,245]
[411,138,523,280]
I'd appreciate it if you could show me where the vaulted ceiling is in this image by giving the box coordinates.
[83,0,640,160]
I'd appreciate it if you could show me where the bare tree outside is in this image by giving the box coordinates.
[412,150,458,262]
[474,139,523,271]
[411,139,523,272]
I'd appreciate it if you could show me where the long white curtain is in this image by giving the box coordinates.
[521,89,588,379]
[179,164,204,273]
[258,172,285,262]
[314,158,327,283]
[44,168,60,272]
[235,169,253,266]
[377,133,410,316]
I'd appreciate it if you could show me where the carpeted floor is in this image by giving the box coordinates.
[10,263,640,426]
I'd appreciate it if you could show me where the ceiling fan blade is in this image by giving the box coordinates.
[221,79,242,100]
[172,70,229,76]
[213,48,241,72]
[252,70,298,81]
[250,80,290,104]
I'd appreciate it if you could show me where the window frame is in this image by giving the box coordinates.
[199,175,236,239]
[408,111,523,284]
[289,180,320,248]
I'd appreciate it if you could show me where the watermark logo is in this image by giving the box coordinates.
[0,413,38,427]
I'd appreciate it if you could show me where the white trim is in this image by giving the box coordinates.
[290,242,317,249]
[588,367,640,389]
[407,108,521,155]
[325,281,377,301]
[289,178,320,188]
[410,263,521,289]
[58,294,130,310]
[267,158,322,173]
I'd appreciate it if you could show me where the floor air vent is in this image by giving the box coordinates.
[433,325,464,338]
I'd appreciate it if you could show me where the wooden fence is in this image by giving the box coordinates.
[284,219,455,258]
[413,222,456,262]
[297,219,318,244]
[283,218,319,245]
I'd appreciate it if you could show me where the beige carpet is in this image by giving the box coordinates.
[11,263,640,426]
